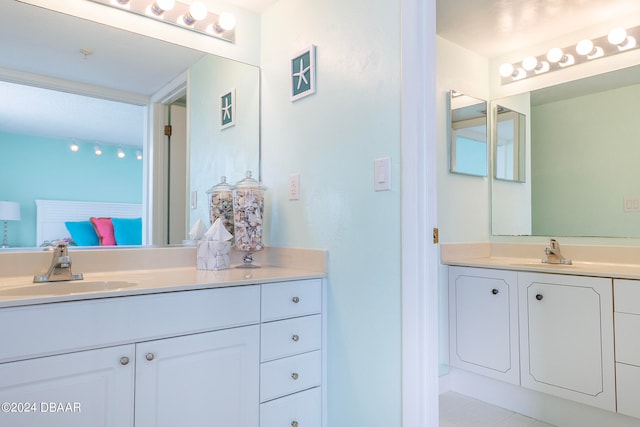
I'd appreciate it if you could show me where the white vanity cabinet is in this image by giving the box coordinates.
[0,278,325,427]
[259,279,323,427]
[518,272,615,411]
[134,325,260,427]
[448,267,519,384]
[613,278,640,418]
[0,344,135,427]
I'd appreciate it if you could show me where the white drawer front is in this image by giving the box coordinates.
[614,312,640,366]
[262,280,321,322]
[614,279,640,315]
[617,362,640,419]
[260,387,321,427]
[260,351,321,402]
[0,285,260,363]
[261,315,321,362]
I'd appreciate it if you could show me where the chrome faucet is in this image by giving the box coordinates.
[33,242,84,283]
[542,239,572,265]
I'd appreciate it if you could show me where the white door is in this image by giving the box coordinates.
[134,325,260,427]
[519,272,615,411]
[168,103,188,244]
[449,267,519,384]
[0,345,135,427]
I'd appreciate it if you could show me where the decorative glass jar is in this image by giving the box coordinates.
[206,176,234,238]
[233,171,265,267]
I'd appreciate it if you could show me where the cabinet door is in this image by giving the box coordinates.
[0,345,134,427]
[519,272,615,411]
[134,325,260,427]
[449,267,519,384]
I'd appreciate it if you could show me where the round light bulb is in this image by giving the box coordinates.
[218,12,236,31]
[576,39,594,56]
[136,150,143,161]
[156,0,175,10]
[189,1,207,21]
[499,63,514,77]
[546,47,563,63]
[522,56,538,71]
[70,142,79,152]
[94,145,103,156]
[608,27,627,45]
[117,148,126,159]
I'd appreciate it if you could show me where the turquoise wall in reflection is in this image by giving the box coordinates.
[0,132,142,247]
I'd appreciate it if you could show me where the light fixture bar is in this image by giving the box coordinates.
[87,0,236,43]
[500,24,640,85]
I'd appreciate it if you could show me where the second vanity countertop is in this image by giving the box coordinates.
[441,242,640,281]
[0,246,327,308]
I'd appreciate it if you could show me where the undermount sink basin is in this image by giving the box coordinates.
[0,281,138,297]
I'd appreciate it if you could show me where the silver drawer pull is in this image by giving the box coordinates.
[292,422,299,427]
[291,372,299,380]
[145,353,155,361]
[120,356,130,366]
[292,334,300,342]
[292,296,300,304]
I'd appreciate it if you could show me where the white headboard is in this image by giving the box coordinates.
[36,200,143,245]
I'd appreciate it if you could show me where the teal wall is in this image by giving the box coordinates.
[261,0,402,425]
[531,84,640,237]
[0,132,142,247]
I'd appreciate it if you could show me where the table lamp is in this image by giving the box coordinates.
[0,201,21,248]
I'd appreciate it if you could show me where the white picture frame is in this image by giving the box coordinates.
[220,88,236,129]
[291,45,316,102]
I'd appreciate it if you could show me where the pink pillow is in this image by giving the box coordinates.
[90,217,116,246]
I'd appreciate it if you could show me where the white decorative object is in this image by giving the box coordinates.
[197,218,232,270]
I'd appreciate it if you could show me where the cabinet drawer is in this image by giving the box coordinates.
[261,315,321,362]
[614,312,640,366]
[615,279,640,314]
[262,280,321,322]
[617,362,640,419]
[0,285,260,363]
[260,387,321,427]
[260,351,321,402]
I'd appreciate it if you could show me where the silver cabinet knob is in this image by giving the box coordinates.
[292,334,300,342]
[145,353,155,361]
[291,372,299,380]
[292,296,300,303]
[292,422,299,427]
[120,356,130,366]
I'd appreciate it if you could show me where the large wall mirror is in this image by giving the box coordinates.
[492,64,640,237]
[0,2,260,249]
[448,90,488,177]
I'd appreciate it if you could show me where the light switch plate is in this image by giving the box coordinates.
[289,173,300,200]
[191,191,197,209]
[374,157,391,191]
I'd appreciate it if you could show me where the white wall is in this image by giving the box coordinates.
[436,37,491,243]
[261,0,402,425]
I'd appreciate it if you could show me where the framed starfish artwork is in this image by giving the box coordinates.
[291,45,316,101]
[220,88,235,129]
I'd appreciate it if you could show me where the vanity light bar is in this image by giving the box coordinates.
[499,25,640,85]
[87,0,236,43]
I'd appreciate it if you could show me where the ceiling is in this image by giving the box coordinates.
[436,0,640,58]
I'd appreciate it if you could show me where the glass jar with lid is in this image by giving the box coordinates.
[206,176,234,238]
[233,171,265,266]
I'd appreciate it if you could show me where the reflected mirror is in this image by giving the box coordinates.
[492,64,640,237]
[449,90,488,177]
[494,105,526,182]
[0,2,260,248]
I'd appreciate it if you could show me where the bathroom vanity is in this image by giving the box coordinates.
[443,243,640,424]
[0,246,326,427]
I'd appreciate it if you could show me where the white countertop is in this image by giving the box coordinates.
[443,256,640,280]
[441,242,640,281]
[0,265,325,308]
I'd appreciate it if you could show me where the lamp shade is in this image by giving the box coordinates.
[0,201,20,221]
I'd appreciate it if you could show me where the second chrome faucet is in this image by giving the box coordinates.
[542,239,572,265]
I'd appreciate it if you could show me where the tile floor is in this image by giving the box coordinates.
[440,392,556,427]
